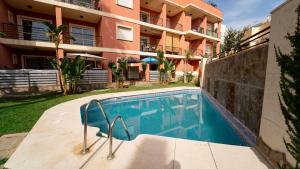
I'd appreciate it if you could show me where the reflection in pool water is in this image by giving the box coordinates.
[80,90,246,146]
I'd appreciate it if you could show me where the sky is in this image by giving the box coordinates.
[210,0,285,30]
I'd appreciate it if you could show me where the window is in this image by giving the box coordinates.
[23,55,53,69]
[19,17,50,41]
[116,0,133,9]
[71,25,95,46]
[140,11,150,23]
[116,25,133,41]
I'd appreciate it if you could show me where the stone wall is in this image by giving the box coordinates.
[203,44,269,136]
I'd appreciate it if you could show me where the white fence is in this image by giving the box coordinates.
[149,71,158,81]
[0,69,58,88]
[79,70,108,84]
[0,69,108,89]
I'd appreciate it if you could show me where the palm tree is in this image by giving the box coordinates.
[184,49,193,83]
[50,56,89,94]
[108,61,122,88]
[162,59,175,83]
[142,62,147,81]
[157,50,165,82]
[44,22,75,95]
[61,56,89,94]
[117,57,128,82]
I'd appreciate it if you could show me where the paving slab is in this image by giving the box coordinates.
[209,142,272,169]
[0,133,27,159]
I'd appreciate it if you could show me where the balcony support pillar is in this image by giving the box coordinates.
[145,64,150,81]
[160,3,167,27]
[55,6,64,59]
[216,41,221,57]
[159,31,166,52]
[217,22,221,39]
[201,15,207,35]
[202,38,207,56]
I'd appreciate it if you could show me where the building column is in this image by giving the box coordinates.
[184,14,192,31]
[217,22,221,38]
[145,64,150,81]
[159,30,166,52]
[55,6,64,59]
[108,69,113,83]
[202,38,207,55]
[216,41,221,56]
[160,3,167,27]
[180,35,186,55]
[201,15,207,34]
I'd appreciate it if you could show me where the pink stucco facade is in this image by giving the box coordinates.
[0,0,222,81]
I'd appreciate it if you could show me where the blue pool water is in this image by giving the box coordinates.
[80,90,246,146]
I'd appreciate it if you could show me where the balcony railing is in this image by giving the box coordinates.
[140,43,162,53]
[55,0,100,10]
[190,49,203,56]
[166,20,183,31]
[191,26,204,34]
[165,46,182,55]
[140,13,163,26]
[206,29,218,38]
[64,31,102,47]
[0,23,102,47]
[0,23,50,42]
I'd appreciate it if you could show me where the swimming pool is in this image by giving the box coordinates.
[80,90,246,146]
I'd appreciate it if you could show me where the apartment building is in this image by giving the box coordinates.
[0,0,222,82]
[242,16,270,48]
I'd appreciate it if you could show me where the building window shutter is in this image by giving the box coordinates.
[117,0,133,9]
[117,26,133,41]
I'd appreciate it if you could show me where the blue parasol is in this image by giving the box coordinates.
[141,57,158,64]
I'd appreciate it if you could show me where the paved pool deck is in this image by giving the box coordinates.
[5,87,272,169]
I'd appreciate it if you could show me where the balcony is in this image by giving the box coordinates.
[64,31,102,47]
[55,0,100,10]
[191,26,204,34]
[0,23,102,47]
[190,48,203,56]
[140,12,163,27]
[166,21,183,31]
[0,23,50,42]
[206,29,218,38]
[140,43,162,53]
[165,46,182,55]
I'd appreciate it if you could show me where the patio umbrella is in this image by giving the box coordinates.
[141,57,158,64]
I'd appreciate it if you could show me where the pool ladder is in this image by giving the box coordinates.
[82,99,130,160]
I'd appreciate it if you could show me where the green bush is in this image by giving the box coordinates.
[186,72,194,83]
[194,78,200,87]
[177,73,194,83]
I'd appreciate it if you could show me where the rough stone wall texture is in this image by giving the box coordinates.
[203,44,269,136]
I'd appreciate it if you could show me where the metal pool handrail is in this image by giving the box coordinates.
[107,115,131,160]
[82,99,110,154]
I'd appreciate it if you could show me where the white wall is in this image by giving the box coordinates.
[259,0,299,165]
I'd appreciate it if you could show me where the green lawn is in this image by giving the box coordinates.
[0,82,196,136]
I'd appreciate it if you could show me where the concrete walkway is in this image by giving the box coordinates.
[4,87,272,169]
